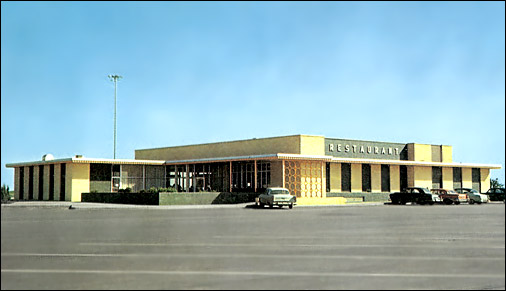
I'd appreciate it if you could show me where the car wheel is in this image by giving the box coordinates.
[477,202,482,204]
[269,203,273,208]
[400,200,406,205]
[259,202,264,208]
[455,201,460,205]
[429,201,434,205]
[469,200,474,205]
[289,203,293,209]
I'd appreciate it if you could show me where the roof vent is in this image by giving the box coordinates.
[42,154,54,161]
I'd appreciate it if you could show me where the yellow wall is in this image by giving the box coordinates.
[351,163,362,192]
[413,166,432,189]
[371,164,381,192]
[480,168,490,192]
[14,167,20,200]
[462,168,472,188]
[69,163,90,202]
[33,166,40,200]
[442,167,453,189]
[390,165,400,192]
[23,166,30,200]
[136,135,303,161]
[442,146,453,163]
[330,163,341,192]
[54,164,61,201]
[43,165,50,200]
[408,144,432,162]
[299,135,325,156]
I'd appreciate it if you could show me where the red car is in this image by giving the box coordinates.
[430,189,461,205]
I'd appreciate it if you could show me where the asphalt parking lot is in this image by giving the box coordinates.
[1,202,505,290]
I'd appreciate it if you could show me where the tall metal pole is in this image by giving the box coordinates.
[108,75,122,159]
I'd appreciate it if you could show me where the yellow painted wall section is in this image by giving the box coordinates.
[23,166,29,200]
[69,163,90,202]
[299,135,325,156]
[415,144,432,162]
[54,164,61,201]
[442,146,453,163]
[14,167,20,200]
[330,163,341,192]
[407,166,415,187]
[351,163,362,192]
[414,166,432,189]
[462,168,472,188]
[371,164,381,192]
[135,135,302,161]
[33,166,40,200]
[43,165,50,200]
[442,167,453,189]
[390,165,400,192]
[480,168,490,192]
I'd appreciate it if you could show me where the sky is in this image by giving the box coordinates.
[1,1,505,189]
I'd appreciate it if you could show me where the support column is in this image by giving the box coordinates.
[282,160,285,188]
[254,160,257,193]
[229,161,232,192]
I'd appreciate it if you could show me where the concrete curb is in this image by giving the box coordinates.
[1,201,387,210]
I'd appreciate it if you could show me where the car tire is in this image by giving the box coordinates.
[289,203,293,209]
[259,202,264,208]
[429,201,434,205]
[279,205,283,209]
[269,203,273,208]
[469,200,474,205]
[455,201,460,205]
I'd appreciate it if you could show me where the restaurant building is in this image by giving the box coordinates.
[6,134,502,203]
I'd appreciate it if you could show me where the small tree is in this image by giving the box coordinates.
[490,178,504,189]
[1,184,10,203]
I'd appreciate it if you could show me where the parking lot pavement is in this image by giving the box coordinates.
[1,203,504,290]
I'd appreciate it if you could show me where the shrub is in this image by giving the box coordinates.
[1,184,10,203]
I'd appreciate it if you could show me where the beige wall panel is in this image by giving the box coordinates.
[330,163,341,192]
[480,168,490,192]
[33,166,40,200]
[462,168,472,188]
[442,167,453,190]
[23,166,30,200]
[390,165,400,192]
[69,163,90,202]
[442,146,453,163]
[371,164,381,193]
[299,135,325,156]
[407,166,415,187]
[54,164,61,201]
[321,162,326,198]
[14,167,20,200]
[351,163,362,192]
[135,135,302,161]
[415,144,432,162]
[43,165,50,200]
[270,161,283,188]
[414,166,432,189]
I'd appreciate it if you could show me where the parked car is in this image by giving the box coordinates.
[257,187,296,209]
[390,187,441,205]
[485,188,505,202]
[430,189,461,205]
[455,188,489,204]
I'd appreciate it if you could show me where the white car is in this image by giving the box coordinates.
[257,187,296,209]
[455,188,489,204]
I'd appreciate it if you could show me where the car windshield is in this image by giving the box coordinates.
[270,189,289,194]
[448,190,457,194]
[470,190,478,193]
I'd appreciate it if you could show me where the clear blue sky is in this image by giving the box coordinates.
[2,1,505,189]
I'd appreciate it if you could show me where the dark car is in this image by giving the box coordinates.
[485,188,505,201]
[390,187,441,205]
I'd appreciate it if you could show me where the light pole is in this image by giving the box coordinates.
[108,74,122,159]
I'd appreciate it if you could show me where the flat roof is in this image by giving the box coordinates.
[7,154,501,170]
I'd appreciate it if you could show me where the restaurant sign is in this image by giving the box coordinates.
[324,138,407,160]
